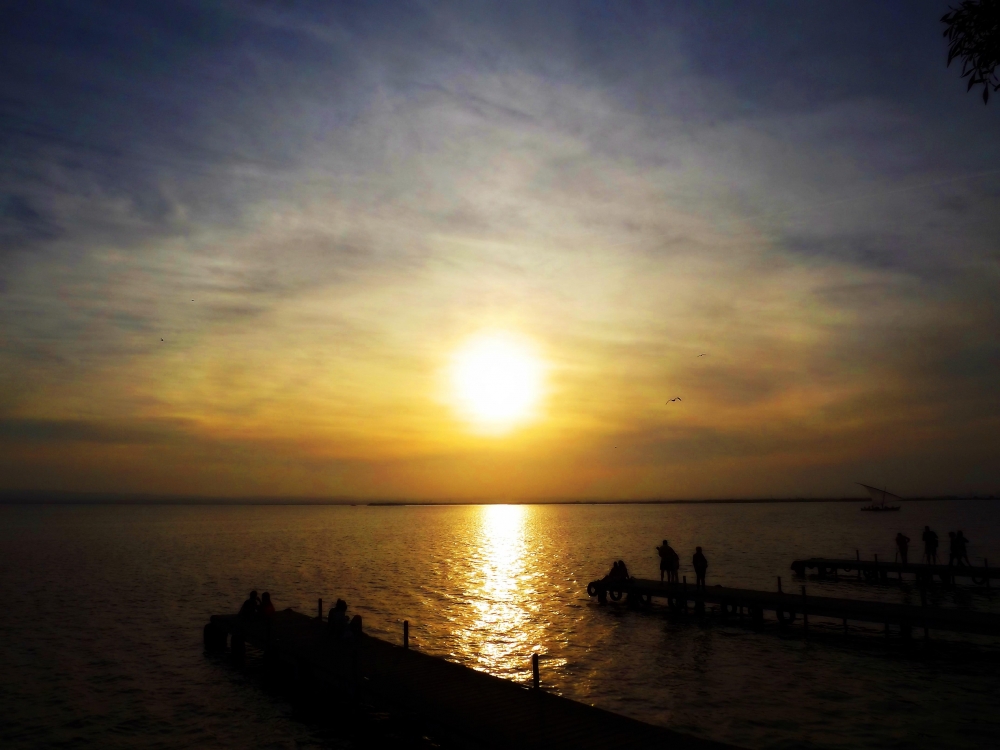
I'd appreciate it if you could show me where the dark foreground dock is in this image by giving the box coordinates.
[791,557,996,585]
[204,608,734,750]
[586,578,1000,638]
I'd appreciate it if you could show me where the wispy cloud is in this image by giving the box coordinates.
[1,0,998,498]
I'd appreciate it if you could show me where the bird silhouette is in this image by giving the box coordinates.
[667,397,682,403]
[697,353,706,357]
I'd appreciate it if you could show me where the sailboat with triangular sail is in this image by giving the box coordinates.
[858,483,902,512]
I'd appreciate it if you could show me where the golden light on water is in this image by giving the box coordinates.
[469,504,533,674]
[450,332,545,433]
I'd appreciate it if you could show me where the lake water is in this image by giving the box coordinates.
[2,501,1000,749]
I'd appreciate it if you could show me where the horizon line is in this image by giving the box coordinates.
[0,492,996,506]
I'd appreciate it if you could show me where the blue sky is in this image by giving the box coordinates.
[1,1,998,499]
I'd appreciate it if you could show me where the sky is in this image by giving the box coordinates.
[1,0,999,501]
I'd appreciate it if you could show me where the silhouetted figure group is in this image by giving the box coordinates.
[607,559,630,580]
[907,526,972,567]
[654,540,707,589]
[238,590,275,620]
[328,598,364,638]
[656,539,679,582]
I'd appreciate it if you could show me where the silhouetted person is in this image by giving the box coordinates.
[922,526,939,565]
[238,590,259,618]
[329,598,349,638]
[617,559,630,579]
[657,540,679,583]
[349,614,363,636]
[895,532,910,565]
[948,532,958,566]
[956,531,972,566]
[259,591,275,618]
[692,547,708,591]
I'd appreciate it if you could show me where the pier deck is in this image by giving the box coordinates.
[790,557,996,585]
[586,578,1000,637]
[204,608,733,750]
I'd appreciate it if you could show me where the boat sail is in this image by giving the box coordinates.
[858,483,902,512]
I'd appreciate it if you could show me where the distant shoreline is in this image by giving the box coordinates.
[0,493,995,506]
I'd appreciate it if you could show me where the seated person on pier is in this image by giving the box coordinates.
[349,614,364,636]
[617,559,630,579]
[259,591,276,618]
[692,547,708,591]
[238,590,259,619]
[328,598,349,637]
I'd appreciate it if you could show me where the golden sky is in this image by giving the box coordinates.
[2,2,999,499]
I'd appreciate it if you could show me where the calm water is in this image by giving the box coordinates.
[2,501,1000,749]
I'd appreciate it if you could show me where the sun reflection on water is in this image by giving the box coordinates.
[468,504,535,676]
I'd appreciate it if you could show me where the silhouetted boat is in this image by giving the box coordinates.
[858,483,901,511]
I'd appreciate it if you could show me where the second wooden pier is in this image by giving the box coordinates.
[586,577,1000,638]
[790,557,995,585]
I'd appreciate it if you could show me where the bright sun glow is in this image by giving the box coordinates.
[450,333,544,432]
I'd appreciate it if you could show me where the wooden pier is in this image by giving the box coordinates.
[204,607,735,750]
[790,557,996,585]
[585,578,1000,638]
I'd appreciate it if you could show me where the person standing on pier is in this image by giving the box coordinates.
[692,547,708,591]
[956,531,972,566]
[657,540,679,583]
[922,526,939,565]
[895,532,910,565]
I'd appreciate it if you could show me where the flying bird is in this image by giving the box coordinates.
[160,338,164,341]
[667,397,682,403]
[697,353,706,357]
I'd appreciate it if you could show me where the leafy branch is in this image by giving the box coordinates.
[943,0,1000,103]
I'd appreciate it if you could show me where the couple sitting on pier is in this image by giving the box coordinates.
[238,590,276,619]
[606,559,630,580]
[328,598,364,639]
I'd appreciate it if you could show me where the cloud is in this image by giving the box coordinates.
[1,1,999,497]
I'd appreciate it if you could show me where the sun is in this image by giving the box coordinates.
[450,332,545,432]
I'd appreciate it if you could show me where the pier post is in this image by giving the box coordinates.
[777,576,782,593]
[532,653,540,690]
[403,620,409,650]
[856,550,861,580]
[682,577,688,614]
[920,583,929,639]
[987,559,991,589]
[801,586,808,631]
[318,598,323,620]
[231,631,245,666]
